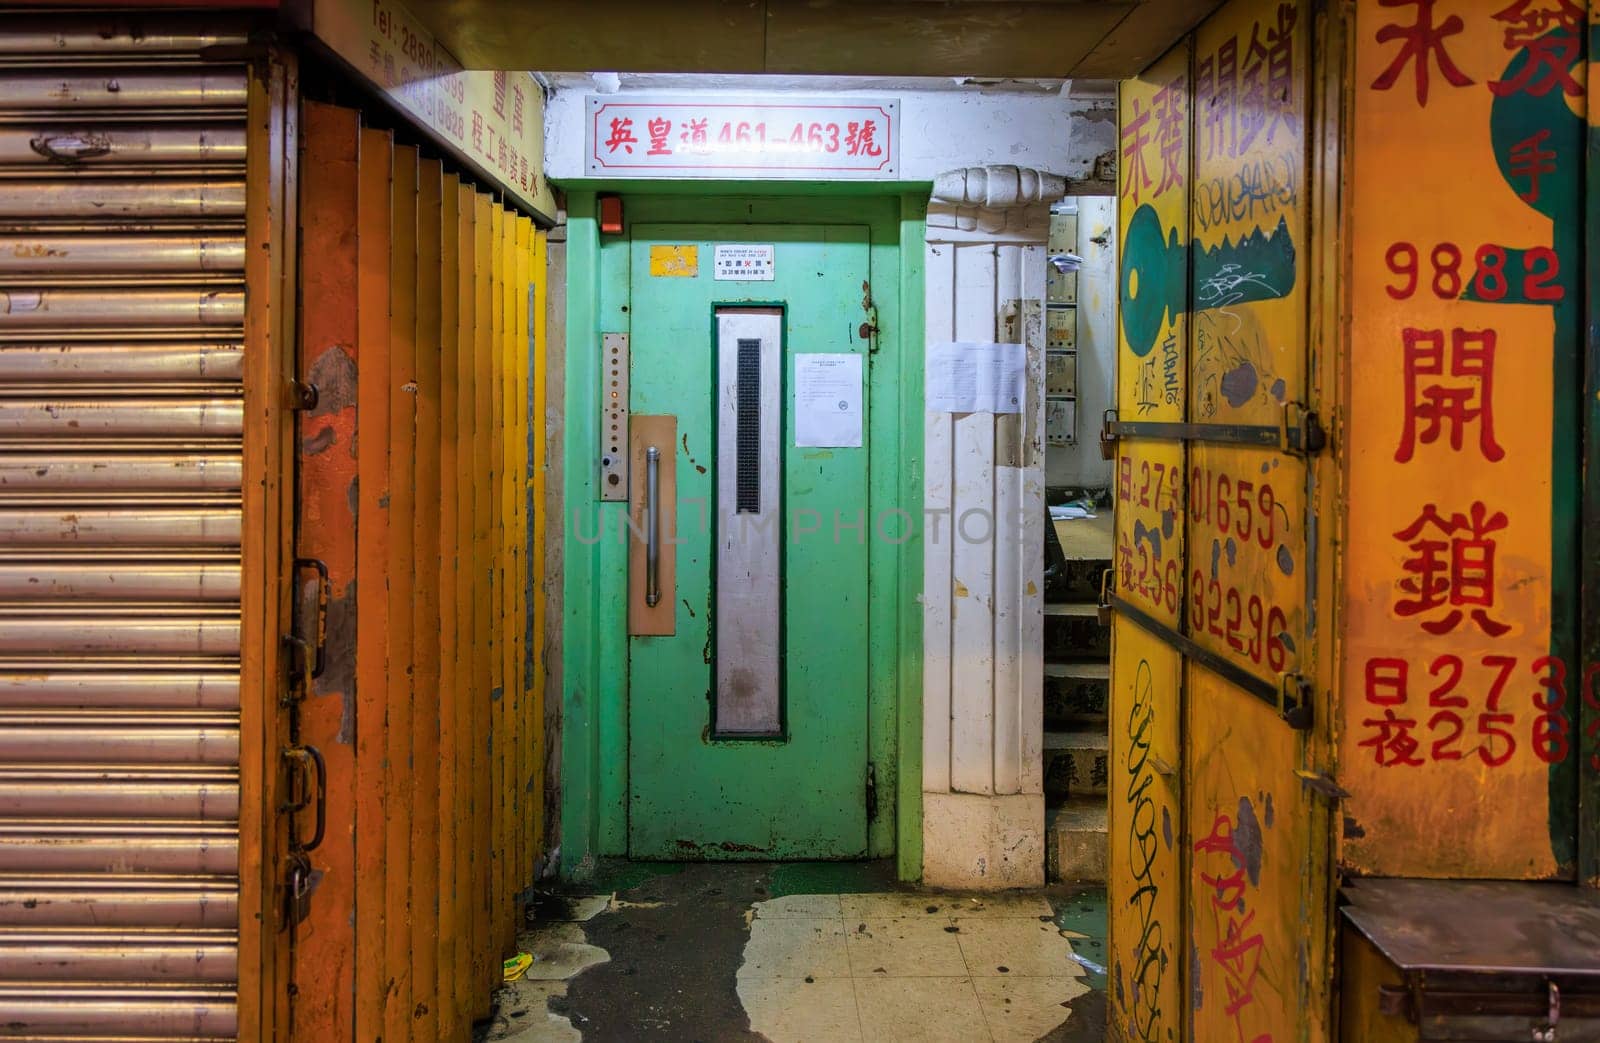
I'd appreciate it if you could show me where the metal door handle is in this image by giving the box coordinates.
[292,558,330,679]
[645,446,661,607]
[281,744,326,852]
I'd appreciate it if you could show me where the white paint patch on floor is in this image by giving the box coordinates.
[736,892,1093,1042]
[561,895,615,921]
[486,979,583,1042]
[519,921,611,981]
[487,896,614,1042]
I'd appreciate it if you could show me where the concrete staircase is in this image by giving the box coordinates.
[1042,516,1112,884]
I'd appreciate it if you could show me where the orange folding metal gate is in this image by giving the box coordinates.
[0,17,546,1041]
[292,99,546,1041]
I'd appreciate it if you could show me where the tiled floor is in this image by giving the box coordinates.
[737,891,1093,1042]
[490,863,1106,1041]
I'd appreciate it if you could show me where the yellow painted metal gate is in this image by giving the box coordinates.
[0,15,294,1040]
[1106,0,1338,1038]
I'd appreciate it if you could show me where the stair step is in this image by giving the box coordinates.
[1044,661,1109,678]
[1044,660,1110,723]
[1044,603,1109,659]
[1044,730,1109,752]
[1047,797,1107,884]
[1046,514,1112,603]
[1046,713,1109,733]
[1044,732,1109,802]
[1046,557,1109,603]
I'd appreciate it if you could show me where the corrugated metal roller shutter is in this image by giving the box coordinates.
[0,17,250,1041]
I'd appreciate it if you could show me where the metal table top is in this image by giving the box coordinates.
[1341,878,1600,981]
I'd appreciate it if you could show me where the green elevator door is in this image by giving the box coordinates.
[627,224,871,859]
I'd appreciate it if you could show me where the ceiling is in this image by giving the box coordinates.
[405,0,1220,80]
[543,71,1080,96]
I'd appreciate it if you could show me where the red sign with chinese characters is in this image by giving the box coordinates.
[586,98,899,179]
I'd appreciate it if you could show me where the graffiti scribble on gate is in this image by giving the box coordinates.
[1121,660,1169,1039]
[1119,206,1296,360]
[1193,797,1275,1042]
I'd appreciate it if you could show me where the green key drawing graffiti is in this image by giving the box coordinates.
[1120,203,1297,359]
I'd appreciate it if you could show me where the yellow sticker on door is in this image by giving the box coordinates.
[649,245,699,277]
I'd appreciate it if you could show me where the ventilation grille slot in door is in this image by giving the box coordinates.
[736,338,761,514]
[714,310,782,735]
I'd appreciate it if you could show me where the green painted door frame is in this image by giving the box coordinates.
[560,188,928,881]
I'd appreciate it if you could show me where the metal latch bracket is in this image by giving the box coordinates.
[1279,401,1326,455]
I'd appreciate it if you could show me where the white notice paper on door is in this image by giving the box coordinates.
[794,353,863,448]
[925,341,1026,413]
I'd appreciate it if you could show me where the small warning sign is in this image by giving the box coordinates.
[713,244,775,281]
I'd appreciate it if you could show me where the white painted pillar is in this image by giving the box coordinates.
[922,166,1057,889]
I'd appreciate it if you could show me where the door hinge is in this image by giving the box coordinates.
[865,763,878,822]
